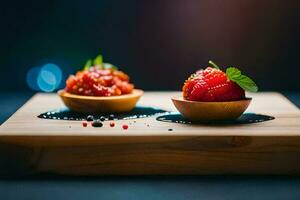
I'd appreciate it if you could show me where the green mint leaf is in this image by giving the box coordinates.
[208,60,220,69]
[93,55,103,66]
[103,63,118,70]
[83,59,92,70]
[226,67,241,79]
[235,75,258,92]
[226,67,258,92]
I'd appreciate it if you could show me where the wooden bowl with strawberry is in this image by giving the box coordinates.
[58,54,143,113]
[172,60,258,121]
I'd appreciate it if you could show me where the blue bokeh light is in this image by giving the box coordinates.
[37,70,57,92]
[26,63,63,92]
[26,67,41,91]
[41,63,62,88]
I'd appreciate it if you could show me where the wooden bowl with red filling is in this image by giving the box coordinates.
[59,89,143,113]
[172,97,252,121]
[58,55,143,113]
[173,60,258,122]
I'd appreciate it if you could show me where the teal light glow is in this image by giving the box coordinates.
[26,67,40,91]
[26,63,63,92]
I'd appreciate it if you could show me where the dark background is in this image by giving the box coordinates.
[0,0,299,92]
[1,2,300,199]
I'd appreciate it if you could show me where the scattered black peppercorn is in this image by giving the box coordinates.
[86,115,94,121]
[108,114,115,120]
[92,120,103,127]
[100,116,106,121]
[168,129,173,131]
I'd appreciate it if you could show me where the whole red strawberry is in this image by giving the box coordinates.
[183,61,258,102]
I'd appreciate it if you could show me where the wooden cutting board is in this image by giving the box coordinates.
[0,92,300,176]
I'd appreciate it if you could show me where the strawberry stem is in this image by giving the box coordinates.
[209,60,220,70]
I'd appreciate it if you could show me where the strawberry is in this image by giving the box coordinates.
[183,61,258,102]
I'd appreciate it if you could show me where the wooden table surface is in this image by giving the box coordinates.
[0,92,300,175]
[0,92,299,137]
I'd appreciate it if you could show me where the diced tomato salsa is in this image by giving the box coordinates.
[65,66,134,96]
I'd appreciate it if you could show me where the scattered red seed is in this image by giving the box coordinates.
[82,122,88,127]
[110,122,115,127]
[122,124,129,130]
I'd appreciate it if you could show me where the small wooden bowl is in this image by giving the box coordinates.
[172,96,252,121]
[58,89,143,113]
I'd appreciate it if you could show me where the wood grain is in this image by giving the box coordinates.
[0,92,300,175]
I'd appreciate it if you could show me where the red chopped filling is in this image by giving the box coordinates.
[65,67,134,96]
